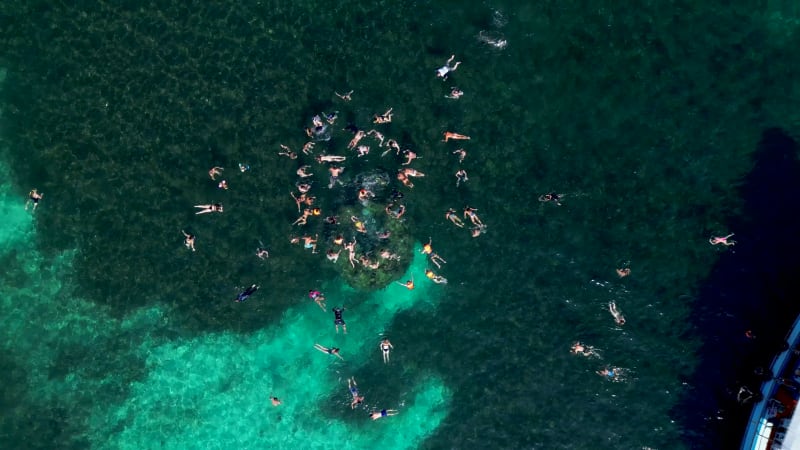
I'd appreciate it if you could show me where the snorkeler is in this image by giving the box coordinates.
[235,284,259,303]
[608,301,626,326]
[181,230,196,252]
[436,54,461,79]
[370,409,399,420]
[333,306,347,334]
[25,188,44,211]
[348,377,364,409]
[194,203,223,215]
[380,338,394,364]
[314,344,344,360]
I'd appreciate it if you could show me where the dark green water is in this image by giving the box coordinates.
[2,1,800,448]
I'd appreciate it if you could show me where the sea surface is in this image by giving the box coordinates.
[2,1,800,449]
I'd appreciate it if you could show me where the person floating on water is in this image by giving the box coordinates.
[608,301,626,326]
[194,203,223,214]
[314,344,343,360]
[309,290,326,311]
[348,377,365,409]
[25,189,44,211]
[709,233,735,246]
[208,166,223,180]
[370,409,399,420]
[425,269,448,284]
[235,284,259,303]
[445,208,465,227]
[436,54,461,79]
[443,131,470,142]
[335,90,353,101]
[380,338,394,364]
[373,108,393,124]
[616,268,631,278]
[333,306,347,334]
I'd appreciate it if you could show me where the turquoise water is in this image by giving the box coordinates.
[2,1,800,449]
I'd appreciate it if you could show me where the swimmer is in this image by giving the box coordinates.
[571,341,594,356]
[390,189,404,200]
[608,301,626,326]
[376,230,391,239]
[401,150,419,165]
[325,215,339,225]
[291,192,307,213]
[309,290,326,311]
[316,154,347,163]
[208,167,224,180]
[597,367,620,380]
[397,171,414,188]
[367,129,386,146]
[616,268,631,278]
[181,230,196,252]
[396,275,415,290]
[314,344,343,360]
[452,148,467,163]
[351,216,367,233]
[348,377,364,409]
[382,139,402,157]
[373,108,393,124]
[238,163,250,172]
[359,254,381,270]
[709,233,735,246]
[323,111,338,125]
[443,131,470,142]
[379,249,401,261]
[463,206,483,225]
[429,253,446,269]
[296,182,312,193]
[335,90,353,101]
[425,269,447,284]
[333,306,347,334]
[328,165,345,188]
[358,188,375,201]
[385,203,406,219]
[302,234,318,253]
[436,54,461,79]
[445,87,464,99]
[302,142,315,155]
[356,145,370,157]
[470,224,487,238]
[235,284,259,303]
[538,192,563,205]
[344,239,357,268]
[380,339,394,364]
[194,203,223,214]
[270,396,282,406]
[256,247,269,259]
[218,179,229,190]
[348,130,366,149]
[292,208,313,226]
[297,165,313,178]
[445,208,465,227]
[401,167,425,177]
[25,188,44,211]
[455,169,468,187]
[278,145,297,159]
[370,409,399,420]
[326,248,341,263]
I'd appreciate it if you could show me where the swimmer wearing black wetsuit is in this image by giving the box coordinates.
[235,284,259,302]
[333,306,347,334]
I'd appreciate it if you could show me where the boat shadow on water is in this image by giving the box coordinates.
[673,128,800,449]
